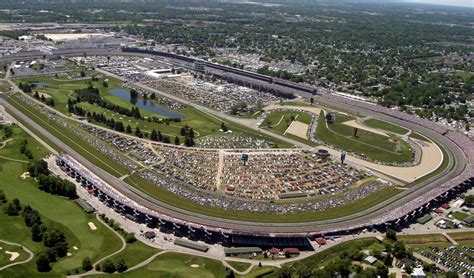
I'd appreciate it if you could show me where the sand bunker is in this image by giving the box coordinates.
[73,246,78,250]
[286,121,309,139]
[190,264,200,268]
[88,222,97,230]
[67,252,72,257]
[20,172,30,180]
[5,251,19,261]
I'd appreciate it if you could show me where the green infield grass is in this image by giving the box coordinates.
[363,118,409,135]
[316,111,413,163]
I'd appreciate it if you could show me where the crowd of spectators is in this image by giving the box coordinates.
[196,135,272,149]
[139,169,388,214]
[220,152,369,200]
[152,146,219,191]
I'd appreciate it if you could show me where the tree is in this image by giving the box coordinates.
[383,253,392,267]
[124,233,136,243]
[12,198,21,211]
[445,271,458,278]
[392,241,407,258]
[82,257,93,271]
[465,195,474,207]
[36,254,51,272]
[385,229,397,241]
[174,136,180,145]
[102,259,116,273]
[377,264,389,278]
[125,125,132,133]
[32,224,46,242]
[135,126,142,138]
[150,129,158,141]
[220,122,228,132]
[404,265,413,275]
[4,202,19,216]
[27,159,50,177]
[0,189,6,203]
[46,247,58,262]
[115,258,128,273]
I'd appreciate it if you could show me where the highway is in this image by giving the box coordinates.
[0,49,472,236]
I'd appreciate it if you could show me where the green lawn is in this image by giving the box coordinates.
[316,111,413,163]
[0,126,124,276]
[451,211,470,221]
[398,234,448,245]
[0,81,11,92]
[238,266,276,278]
[226,261,252,272]
[92,252,228,278]
[363,118,409,135]
[125,173,403,223]
[447,232,474,241]
[105,240,159,269]
[280,238,379,269]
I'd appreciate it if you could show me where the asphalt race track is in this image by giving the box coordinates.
[0,49,472,236]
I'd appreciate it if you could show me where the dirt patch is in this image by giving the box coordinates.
[286,121,309,139]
